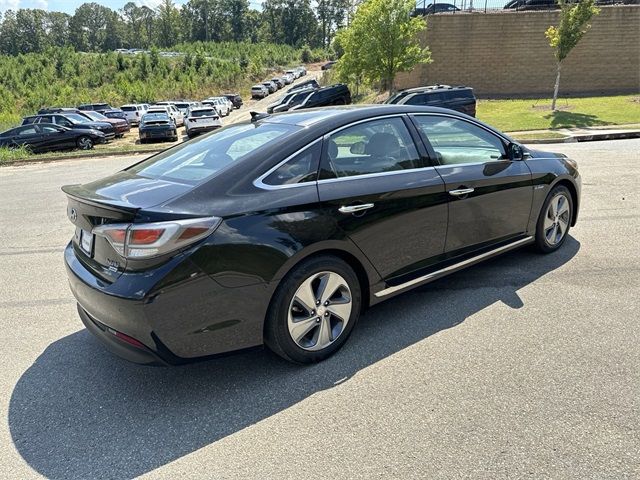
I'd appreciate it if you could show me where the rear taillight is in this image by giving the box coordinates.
[93,217,221,259]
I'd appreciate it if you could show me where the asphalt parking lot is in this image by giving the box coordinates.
[0,139,638,479]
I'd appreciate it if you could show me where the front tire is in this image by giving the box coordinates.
[77,136,94,150]
[534,185,573,253]
[265,256,361,363]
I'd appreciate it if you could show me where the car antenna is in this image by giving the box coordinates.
[250,111,270,122]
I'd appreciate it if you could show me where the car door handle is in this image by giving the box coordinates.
[449,188,475,197]
[339,203,375,214]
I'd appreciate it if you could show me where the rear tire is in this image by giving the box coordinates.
[77,136,93,150]
[265,255,361,364]
[534,185,573,253]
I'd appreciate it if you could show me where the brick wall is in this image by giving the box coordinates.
[395,6,640,97]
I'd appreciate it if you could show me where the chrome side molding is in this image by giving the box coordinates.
[374,236,534,298]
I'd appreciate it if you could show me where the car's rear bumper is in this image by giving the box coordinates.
[78,305,169,365]
[64,241,268,365]
[139,128,176,140]
[187,125,220,135]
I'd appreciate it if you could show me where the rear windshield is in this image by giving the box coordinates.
[142,114,169,122]
[385,92,410,104]
[83,111,107,121]
[190,109,217,117]
[175,103,189,109]
[66,113,89,123]
[128,123,299,184]
[121,106,137,111]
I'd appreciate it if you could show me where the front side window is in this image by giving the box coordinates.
[128,122,299,184]
[262,141,321,186]
[322,117,421,178]
[41,125,61,133]
[413,115,506,165]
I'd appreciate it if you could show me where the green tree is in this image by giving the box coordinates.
[317,0,349,48]
[336,0,431,92]
[545,0,600,111]
[156,0,181,47]
[46,12,71,48]
[121,2,148,47]
[261,0,318,47]
[69,3,124,51]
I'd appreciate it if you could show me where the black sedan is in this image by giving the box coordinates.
[22,113,116,141]
[1,123,105,153]
[138,112,178,143]
[62,106,581,365]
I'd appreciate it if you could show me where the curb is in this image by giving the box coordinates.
[515,130,640,144]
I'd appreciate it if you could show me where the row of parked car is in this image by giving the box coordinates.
[251,66,308,98]
[0,104,132,153]
[0,93,245,153]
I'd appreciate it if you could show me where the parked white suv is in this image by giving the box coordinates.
[251,85,269,99]
[206,97,231,117]
[120,104,147,126]
[154,102,184,126]
[184,107,222,138]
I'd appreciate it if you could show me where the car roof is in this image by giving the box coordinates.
[257,105,502,134]
[401,84,472,93]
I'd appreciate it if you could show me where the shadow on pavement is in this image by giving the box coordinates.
[9,238,580,480]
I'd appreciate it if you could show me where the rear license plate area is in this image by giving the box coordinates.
[80,229,94,256]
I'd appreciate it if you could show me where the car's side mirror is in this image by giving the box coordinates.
[350,141,365,155]
[508,143,525,161]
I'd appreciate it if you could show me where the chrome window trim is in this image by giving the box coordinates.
[324,113,407,136]
[434,160,511,169]
[316,166,436,185]
[253,138,323,191]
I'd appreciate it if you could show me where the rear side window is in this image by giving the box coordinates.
[405,92,445,105]
[128,123,299,184]
[18,126,38,136]
[322,117,421,178]
[262,141,321,186]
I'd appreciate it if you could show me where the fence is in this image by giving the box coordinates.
[413,0,639,15]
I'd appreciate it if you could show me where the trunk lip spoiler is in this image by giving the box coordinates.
[62,184,141,214]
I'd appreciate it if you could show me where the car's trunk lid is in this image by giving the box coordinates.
[62,171,193,282]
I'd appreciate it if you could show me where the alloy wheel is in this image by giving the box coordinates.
[543,193,570,246]
[287,271,352,351]
[78,137,93,150]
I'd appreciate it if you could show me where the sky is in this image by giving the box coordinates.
[0,0,263,14]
